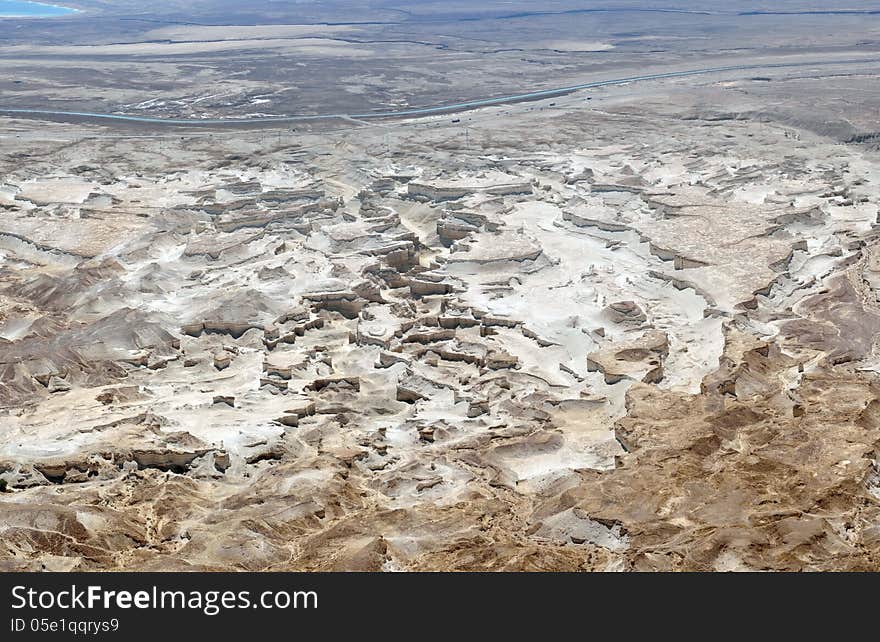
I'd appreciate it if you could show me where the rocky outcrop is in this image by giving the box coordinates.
[587,331,669,384]
[602,301,647,327]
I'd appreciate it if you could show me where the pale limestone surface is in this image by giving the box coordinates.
[2,64,880,571]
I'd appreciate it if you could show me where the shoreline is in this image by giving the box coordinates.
[0,1,79,18]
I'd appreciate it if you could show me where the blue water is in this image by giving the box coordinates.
[0,1,75,17]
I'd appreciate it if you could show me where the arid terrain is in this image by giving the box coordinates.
[2,2,880,571]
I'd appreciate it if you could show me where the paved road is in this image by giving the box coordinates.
[0,58,877,127]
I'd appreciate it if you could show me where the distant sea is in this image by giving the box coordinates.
[0,1,75,16]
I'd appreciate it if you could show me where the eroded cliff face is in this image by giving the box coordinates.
[2,79,880,571]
